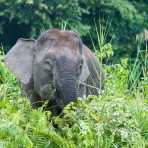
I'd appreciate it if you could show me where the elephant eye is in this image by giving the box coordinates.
[79,60,83,69]
[44,59,51,66]
[76,59,83,76]
[42,58,53,72]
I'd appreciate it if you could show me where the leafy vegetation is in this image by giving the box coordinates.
[0,2,147,146]
[0,37,147,147]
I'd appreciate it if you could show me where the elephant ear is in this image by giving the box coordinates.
[79,45,90,82]
[4,38,35,85]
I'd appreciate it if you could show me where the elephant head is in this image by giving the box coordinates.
[4,29,104,113]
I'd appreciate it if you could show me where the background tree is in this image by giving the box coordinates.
[0,0,147,59]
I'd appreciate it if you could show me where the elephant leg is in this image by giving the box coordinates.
[47,99,63,116]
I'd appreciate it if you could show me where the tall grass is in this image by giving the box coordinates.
[89,19,113,64]
[129,34,148,98]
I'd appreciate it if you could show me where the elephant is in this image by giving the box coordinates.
[4,29,104,114]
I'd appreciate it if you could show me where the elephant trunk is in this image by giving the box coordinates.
[56,70,77,105]
[61,79,77,105]
[56,71,77,105]
[55,56,78,106]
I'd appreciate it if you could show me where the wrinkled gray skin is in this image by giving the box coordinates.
[4,29,104,115]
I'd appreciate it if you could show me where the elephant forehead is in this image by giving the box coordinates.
[54,47,79,63]
[37,29,81,51]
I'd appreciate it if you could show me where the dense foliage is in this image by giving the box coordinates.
[0,1,147,146]
[0,40,147,147]
[0,0,147,57]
